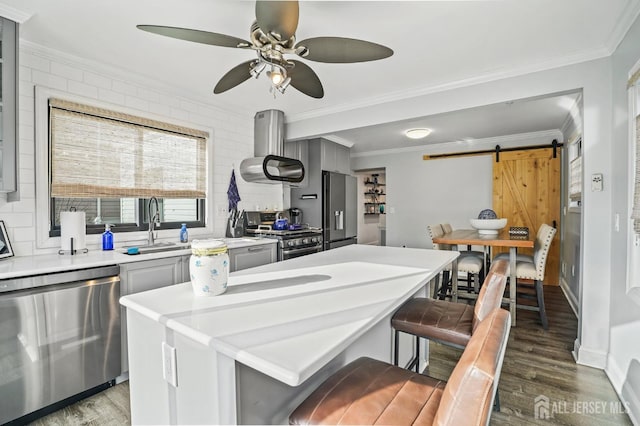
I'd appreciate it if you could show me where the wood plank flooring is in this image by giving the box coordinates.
[428,286,632,425]
[30,287,631,425]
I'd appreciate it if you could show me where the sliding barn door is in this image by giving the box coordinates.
[493,148,560,285]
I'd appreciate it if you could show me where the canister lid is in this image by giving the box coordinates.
[191,239,228,255]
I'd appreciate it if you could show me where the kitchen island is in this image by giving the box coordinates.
[120,245,458,425]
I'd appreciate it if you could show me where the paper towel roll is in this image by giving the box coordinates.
[60,211,86,251]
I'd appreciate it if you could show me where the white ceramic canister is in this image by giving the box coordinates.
[189,239,229,296]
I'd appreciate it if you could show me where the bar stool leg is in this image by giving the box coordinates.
[394,329,400,366]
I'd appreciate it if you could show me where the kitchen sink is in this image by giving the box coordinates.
[122,241,190,255]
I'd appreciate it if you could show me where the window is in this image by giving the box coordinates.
[48,98,208,236]
[568,138,582,207]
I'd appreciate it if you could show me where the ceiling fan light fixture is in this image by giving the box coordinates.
[250,61,267,78]
[277,77,292,94]
[267,66,285,85]
[405,128,432,139]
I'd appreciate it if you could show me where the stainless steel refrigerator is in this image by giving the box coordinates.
[323,171,357,250]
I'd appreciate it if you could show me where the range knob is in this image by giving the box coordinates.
[302,238,310,245]
[310,237,317,243]
[287,240,296,247]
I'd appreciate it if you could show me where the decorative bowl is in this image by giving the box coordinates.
[470,218,507,235]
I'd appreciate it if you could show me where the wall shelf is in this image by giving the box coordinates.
[364,174,385,215]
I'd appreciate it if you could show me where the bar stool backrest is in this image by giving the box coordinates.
[532,224,557,281]
[472,259,509,332]
[433,308,511,426]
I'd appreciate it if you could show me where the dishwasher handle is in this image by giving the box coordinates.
[0,265,120,294]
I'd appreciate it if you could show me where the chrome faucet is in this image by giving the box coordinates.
[148,197,160,245]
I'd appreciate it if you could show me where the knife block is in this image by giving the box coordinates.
[225,216,244,238]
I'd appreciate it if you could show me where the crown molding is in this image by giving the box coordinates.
[351,129,563,158]
[605,0,640,54]
[20,40,250,119]
[560,92,583,138]
[0,2,33,23]
[287,47,611,124]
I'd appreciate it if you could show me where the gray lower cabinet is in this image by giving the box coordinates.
[119,256,183,374]
[229,244,277,272]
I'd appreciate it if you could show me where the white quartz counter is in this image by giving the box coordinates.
[120,245,458,386]
[0,237,276,280]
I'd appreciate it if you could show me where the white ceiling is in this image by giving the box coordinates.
[3,0,638,152]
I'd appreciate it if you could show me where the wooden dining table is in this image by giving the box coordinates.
[432,228,534,326]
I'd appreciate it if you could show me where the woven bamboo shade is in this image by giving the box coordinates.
[49,99,208,199]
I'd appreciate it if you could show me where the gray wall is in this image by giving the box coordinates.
[352,151,493,249]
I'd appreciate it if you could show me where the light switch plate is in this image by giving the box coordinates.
[591,173,603,191]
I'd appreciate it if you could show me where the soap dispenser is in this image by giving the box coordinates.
[102,224,114,250]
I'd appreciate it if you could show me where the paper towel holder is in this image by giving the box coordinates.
[58,237,89,256]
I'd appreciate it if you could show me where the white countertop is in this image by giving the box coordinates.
[120,245,458,386]
[0,237,276,280]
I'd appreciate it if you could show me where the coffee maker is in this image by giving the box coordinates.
[289,207,302,225]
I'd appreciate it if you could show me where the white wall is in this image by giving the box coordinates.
[290,57,614,377]
[608,10,640,424]
[0,42,283,255]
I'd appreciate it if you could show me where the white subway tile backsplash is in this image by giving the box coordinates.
[68,80,99,98]
[9,46,275,257]
[19,66,32,82]
[21,54,50,73]
[148,103,171,117]
[50,62,84,81]
[32,70,68,91]
[98,88,126,105]
[125,95,149,111]
[0,212,34,228]
[112,79,138,95]
[84,71,112,89]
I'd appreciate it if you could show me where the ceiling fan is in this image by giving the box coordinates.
[137,1,393,99]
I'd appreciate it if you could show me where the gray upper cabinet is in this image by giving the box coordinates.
[284,140,309,188]
[0,17,18,196]
[320,139,350,174]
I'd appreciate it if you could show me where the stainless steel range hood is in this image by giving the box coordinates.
[240,110,304,184]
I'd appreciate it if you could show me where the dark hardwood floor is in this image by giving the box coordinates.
[428,286,632,425]
[30,287,631,425]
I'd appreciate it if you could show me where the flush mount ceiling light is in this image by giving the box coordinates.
[405,128,432,139]
[137,0,393,99]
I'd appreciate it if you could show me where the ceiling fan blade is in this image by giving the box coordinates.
[137,25,251,48]
[214,60,254,94]
[255,0,299,41]
[288,60,324,99]
[297,37,393,63]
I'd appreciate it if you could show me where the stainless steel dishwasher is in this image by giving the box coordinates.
[0,265,121,424]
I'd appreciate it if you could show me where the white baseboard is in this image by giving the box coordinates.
[575,342,608,369]
[559,277,579,318]
[606,354,640,425]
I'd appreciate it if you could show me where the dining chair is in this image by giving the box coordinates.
[493,223,556,329]
[441,222,488,276]
[427,224,484,298]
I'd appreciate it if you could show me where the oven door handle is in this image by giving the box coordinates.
[282,245,322,256]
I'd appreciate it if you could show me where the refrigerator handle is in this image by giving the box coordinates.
[335,210,344,230]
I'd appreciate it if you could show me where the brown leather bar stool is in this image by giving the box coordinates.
[391,258,509,373]
[290,308,511,426]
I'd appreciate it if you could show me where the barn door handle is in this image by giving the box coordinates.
[552,220,557,228]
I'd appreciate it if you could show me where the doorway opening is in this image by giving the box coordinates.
[354,168,386,245]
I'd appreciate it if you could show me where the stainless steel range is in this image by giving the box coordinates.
[243,211,323,260]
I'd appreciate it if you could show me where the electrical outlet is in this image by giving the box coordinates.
[591,173,603,192]
[571,265,576,277]
[561,262,566,276]
[162,342,178,387]
[615,213,620,232]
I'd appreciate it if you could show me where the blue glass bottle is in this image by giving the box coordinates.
[180,223,188,243]
[102,224,114,250]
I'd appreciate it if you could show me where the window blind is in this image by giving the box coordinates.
[49,98,208,199]
[569,156,582,201]
[633,115,640,233]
